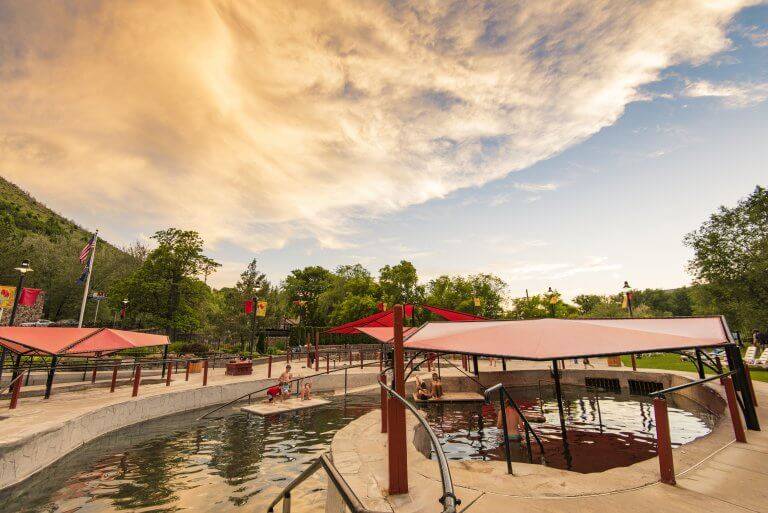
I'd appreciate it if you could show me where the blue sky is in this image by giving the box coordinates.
[1,1,766,300]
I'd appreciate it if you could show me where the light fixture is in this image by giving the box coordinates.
[14,260,33,274]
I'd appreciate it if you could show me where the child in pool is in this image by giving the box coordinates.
[497,399,524,441]
[300,382,312,400]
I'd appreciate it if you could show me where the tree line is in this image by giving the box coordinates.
[2,185,766,350]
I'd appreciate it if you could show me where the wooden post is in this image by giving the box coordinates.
[360,351,364,369]
[380,372,388,433]
[185,360,190,381]
[132,365,142,397]
[427,354,432,372]
[326,354,330,373]
[306,334,311,368]
[349,350,352,366]
[110,365,118,393]
[379,350,383,371]
[630,354,637,371]
[722,376,747,443]
[387,305,408,494]
[166,359,173,386]
[202,359,209,386]
[268,355,273,378]
[91,361,98,383]
[314,330,320,372]
[653,396,675,484]
[9,375,22,409]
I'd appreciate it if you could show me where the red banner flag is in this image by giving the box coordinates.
[19,288,42,307]
[404,304,414,318]
[244,300,254,314]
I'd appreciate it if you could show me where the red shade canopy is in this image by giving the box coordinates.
[326,309,395,334]
[423,305,485,321]
[0,327,169,356]
[400,317,733,360]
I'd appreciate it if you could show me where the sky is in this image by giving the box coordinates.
[1,0,767,300]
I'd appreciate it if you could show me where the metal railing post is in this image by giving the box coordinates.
[132,365,142,397]
[268,355,273,378]
[743,365,757,407]
[282,491,290,513]
[166,359,173,386]
[110,365,118,393]
[498,388,513,475]
[380,373,388,433]
[722,376,747,443]
[652,396,675,485]
[9,374,23,409]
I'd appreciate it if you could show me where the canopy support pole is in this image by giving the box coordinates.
[472,355,479,377]
[552,359,568,445]
[44,355,58,399]
[725,345,760,431]
[502,358,507,371]
[695,349,705,379]
[161,344,169,378]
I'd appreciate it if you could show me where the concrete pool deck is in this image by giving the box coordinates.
[327,369,768,513]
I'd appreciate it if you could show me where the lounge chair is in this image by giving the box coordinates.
[755,349,768,368]
[744,346,758,365]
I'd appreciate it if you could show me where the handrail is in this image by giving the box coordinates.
[484,383,546,463]
[379,380,459,513]
[267,453,388,513]
[650,370,737,398]
[1,372,25,396]
[198,358,385,420]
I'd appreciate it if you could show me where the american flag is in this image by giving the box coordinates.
[79,235,96,264]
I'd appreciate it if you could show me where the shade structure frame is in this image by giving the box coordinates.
[363,315,735,362]
[0,327,169,357]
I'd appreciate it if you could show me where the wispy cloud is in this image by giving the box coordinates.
[497,256,622,281]
[683,80,768,108]
[0,0,755,253]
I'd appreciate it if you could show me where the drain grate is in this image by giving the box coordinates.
[585,377,621,393]
[628,379,664,396]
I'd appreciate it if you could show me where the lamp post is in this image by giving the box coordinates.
[121,298,129,326]
[4,260,33,382]
[547,287,558,318]
[249,296,258,356]
[623,281,637,371]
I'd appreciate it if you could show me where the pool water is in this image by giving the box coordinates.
[0,387,717,512]
[418,385,718,473]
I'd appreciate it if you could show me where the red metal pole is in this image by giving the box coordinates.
[185,360,190,381]
[326,354,330,373]
[91,362,98,383]
[653,396,675,484]
[387,305,408,494]
[360,350,364,369]
[379,350,383,371]
[132,365,142,397]
[722,376,747,443]
[314,331,320,372]
[380,372,388,433]
[110,365,118,393]
[349,350,352,366]
[9,375,22,409]
[631,354,637,371]
[202,359,209,386]
[268,355,273,378]
[306,334,311,368]
[166,360,173,386]
[743,365,758,407]
[427,354,432,372]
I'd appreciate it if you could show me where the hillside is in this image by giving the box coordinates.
[0,176,88,240]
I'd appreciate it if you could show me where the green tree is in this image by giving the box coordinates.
[283,266,334,325]
[684,186,768,332]
[379,260,424,307]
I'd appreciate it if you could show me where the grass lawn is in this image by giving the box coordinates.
[620,353,768,383]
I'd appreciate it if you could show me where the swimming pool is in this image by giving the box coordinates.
[417,384,718,473]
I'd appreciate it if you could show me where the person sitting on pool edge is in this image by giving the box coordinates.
[300,382,312,400]
[430,373,443,399]
[267,385,281,403]
[497,399,525,441]
[415,377,432,400]
[278,365,293,401]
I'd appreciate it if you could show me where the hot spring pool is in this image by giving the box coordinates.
[0,386,717,512]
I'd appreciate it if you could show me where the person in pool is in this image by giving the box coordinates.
[278,365,293,401]
[415,377,432,400]
[497,399,524,441]
[430,373,443,399]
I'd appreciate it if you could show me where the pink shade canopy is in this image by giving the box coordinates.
[0,327,169,356]
[400,317,732,360]
[326,309,395,334]
[357,326,419,343]
[423,305,486,321]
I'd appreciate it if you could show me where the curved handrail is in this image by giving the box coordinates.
[484,383,546,460]
[379,380,459,513]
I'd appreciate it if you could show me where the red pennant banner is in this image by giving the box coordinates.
[244,300,254,314]
[404,304,414,318]
[19,288,42,307]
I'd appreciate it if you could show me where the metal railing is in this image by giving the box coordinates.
[484,383,546,472]
[267,453,387,513]
[379,380,459,513]
[649,370,736,398]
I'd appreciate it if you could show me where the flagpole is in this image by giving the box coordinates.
[78,231,98,328]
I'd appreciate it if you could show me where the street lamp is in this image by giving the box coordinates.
[547,287,558,318]
[3,260,34,382]
[623,281,634,318]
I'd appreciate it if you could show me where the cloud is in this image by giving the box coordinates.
[0,0,757,252]
[513,182,559,192]
[683,80,768,107]
[496,256,622,281]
